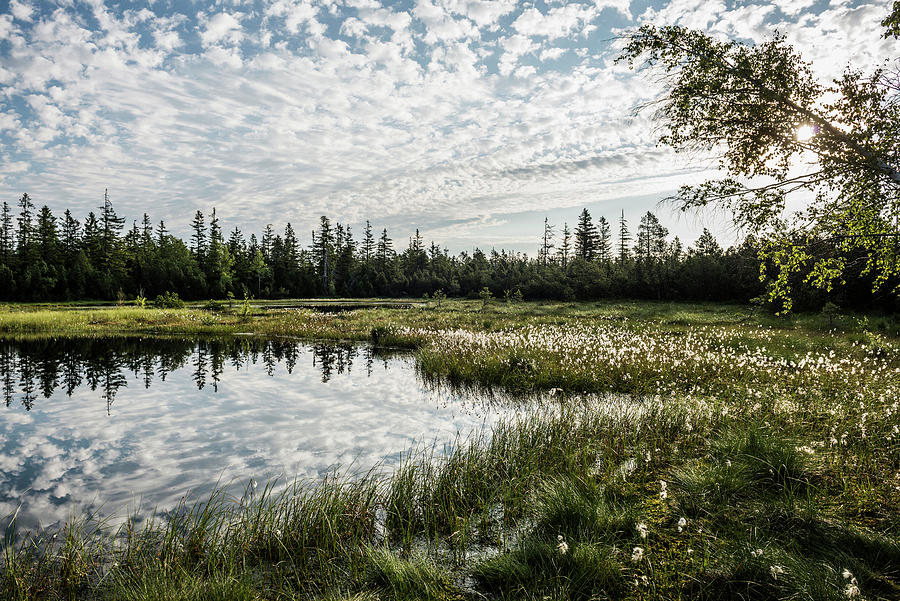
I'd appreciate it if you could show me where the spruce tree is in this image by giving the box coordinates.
[618,210,631,264]
[362,220,375,263]
[557,222,571,268]
[190,210,207,264]
[141,214,154,251]
[99,189,125,272]
[377,228,393,267]
[156,220,168,246]
[16,193,34,257]
[574,208,599,260]
[597,216,611,263]
[539,217,555,265]
[312,216,333,291]
[36,206,59,264]
[0,202,13,263]
[61,210,81,259]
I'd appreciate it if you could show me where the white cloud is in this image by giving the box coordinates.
[200,12,243,46]
[596,0,633,20]
[204,45,243,68]
[339,17,368,38]
[0,14,15,40]
[9,0,34,23]
[265,0,319,34]
[0,112,20,131]
[414,0,478,44]
[459,0,517,29]
[512,4,600,40]
[539,46,567,61]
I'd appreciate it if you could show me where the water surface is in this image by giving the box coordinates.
[0,336,514,533]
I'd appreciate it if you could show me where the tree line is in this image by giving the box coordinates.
[0,191,891,310]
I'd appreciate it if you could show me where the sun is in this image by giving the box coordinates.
[796,124,816,142]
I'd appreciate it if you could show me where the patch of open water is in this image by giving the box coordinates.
[0,336,525,534]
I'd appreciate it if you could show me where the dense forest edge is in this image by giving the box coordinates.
[2,192,897,313]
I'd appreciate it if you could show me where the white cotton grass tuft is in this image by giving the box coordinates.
[631,546,644,562]
[659,480,668,500]
[677,517,687,532]
[769,565,785,580]
[556,534,568,555]
[842,569,861,598]
[636,522,648,539]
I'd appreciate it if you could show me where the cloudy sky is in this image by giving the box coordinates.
[0,0,894,253]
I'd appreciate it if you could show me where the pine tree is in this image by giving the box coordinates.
[206,208,233,297]
[377,228,393,267]
[312,216,333,291]
[83,212,101,265]
[36,206,59,264]
[283,222,299,266]
[334,225,356,294]
[98,189,125,272]
[0,202,13,263]
[692,228,723,256]
[16,193,35,257]
[156,220,168,246]
[618,210,631,264]
[539,217,555,265]
[191,210,207,264]
[141,214,154,251]
[261,224,275,262]
[597,216,611,263]
[61,210,81,259]
[574,208,599,260]
[557,222,571,268]
[635,211,668,262]
[362,220,375,263]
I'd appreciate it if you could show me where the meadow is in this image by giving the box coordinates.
[2,299,899,600]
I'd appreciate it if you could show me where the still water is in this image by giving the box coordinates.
[0,336,515,533]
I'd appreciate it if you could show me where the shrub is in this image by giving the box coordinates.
[154,291,185,309]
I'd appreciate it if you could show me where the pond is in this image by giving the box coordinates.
[0,336,519,534]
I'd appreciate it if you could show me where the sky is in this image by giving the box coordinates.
[0,0,895,255]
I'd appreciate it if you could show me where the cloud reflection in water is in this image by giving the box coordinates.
[0,337,516,532]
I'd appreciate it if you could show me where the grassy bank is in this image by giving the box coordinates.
[2,300,899,600]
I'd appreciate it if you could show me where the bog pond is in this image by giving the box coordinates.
[0,336,526,534]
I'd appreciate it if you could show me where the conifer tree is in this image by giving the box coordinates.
[312,216,334,291]
[36,206,59,264]
[618,210,631,264]
[597,216,612,263]
[61,210,81,259]
[191,210,207,264]
[575,208,599,260]
[692,228,723,256]
[99,189,125,272]
[141,214,154,251]
[557,222,571,268]
[362,220,375,263]
[0,202,13,263]
[156,220,168,246]
[16,193,34,257]
[377,228,393,267]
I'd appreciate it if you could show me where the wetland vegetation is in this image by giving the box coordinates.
[1,300,898,600]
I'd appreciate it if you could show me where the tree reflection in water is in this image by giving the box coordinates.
[0,337,396,414]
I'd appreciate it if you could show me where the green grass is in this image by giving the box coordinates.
[1,299,899,600]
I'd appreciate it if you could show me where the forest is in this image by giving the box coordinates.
[0,190,894,311]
